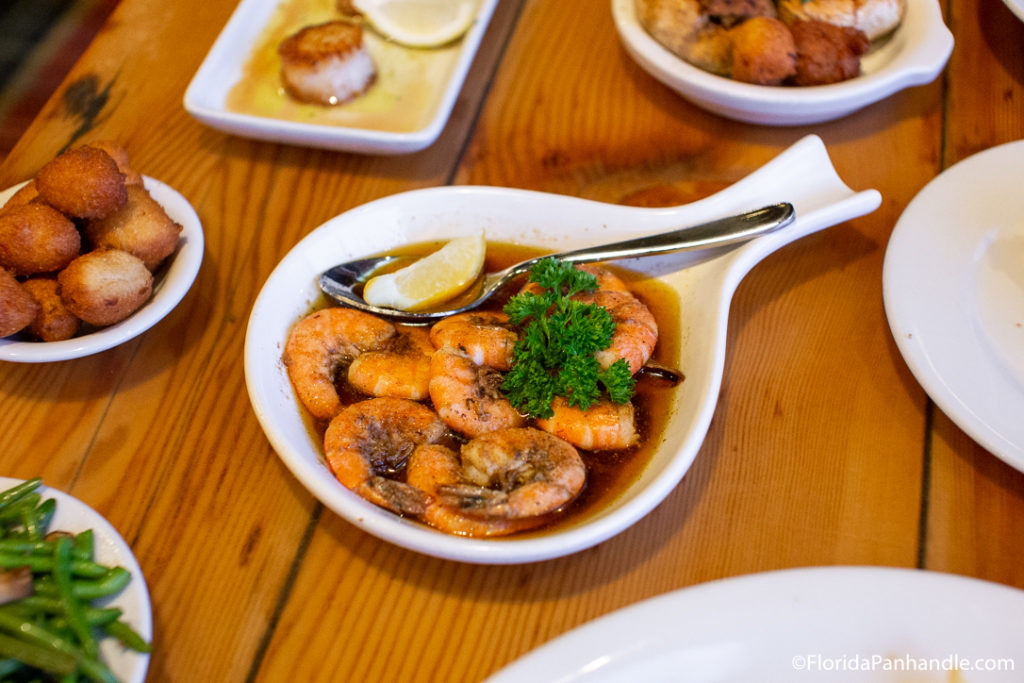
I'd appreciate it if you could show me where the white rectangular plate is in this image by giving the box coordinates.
[184,0,498,154]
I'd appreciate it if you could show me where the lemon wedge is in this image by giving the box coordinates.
[353,0,478,48]
[363,232,486,311]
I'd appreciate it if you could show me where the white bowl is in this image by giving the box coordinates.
[245,135,880,564]
[0,477,152,683]
[0,177,204,363]
[612,0,954,125]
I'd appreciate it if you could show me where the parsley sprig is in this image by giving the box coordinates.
[500,258,636,419]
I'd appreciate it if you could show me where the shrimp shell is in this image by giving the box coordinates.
[324,397,447,515]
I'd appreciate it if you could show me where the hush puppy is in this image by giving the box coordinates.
[84,185,182,271]
[0,268,38,337]
[58,249,153,326]
[790,20,869,85]
[0,181,40,216]
[87,140,144,186]
[35,146,127,219]
[730,17,797,85]
[0,203,81,276]
[21,277,79,342]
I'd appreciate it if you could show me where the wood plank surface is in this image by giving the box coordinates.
[0,0,1021,680]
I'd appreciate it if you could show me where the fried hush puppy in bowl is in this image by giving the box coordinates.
[0,204,80,276]
[35,146,127,220]
[84,185,182,271]
[0,268,37,338]
[0,141,184,342]
[58,249,153,327]
[21,277,79,342]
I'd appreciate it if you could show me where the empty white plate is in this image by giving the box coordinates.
[486,566,1024,682]
[883,140,1024,472]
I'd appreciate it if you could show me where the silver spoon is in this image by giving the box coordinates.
[318,202,795,323]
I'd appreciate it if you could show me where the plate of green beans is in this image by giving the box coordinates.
[0,477,151,682]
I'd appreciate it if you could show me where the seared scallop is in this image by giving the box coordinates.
[278,21,377,105]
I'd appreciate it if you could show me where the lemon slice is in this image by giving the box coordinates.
[363,231,486,311]
[353,0,478,48]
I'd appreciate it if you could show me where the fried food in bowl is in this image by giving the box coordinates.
[0,144,203,361]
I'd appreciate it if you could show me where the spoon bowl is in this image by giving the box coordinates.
[245,134,881,564]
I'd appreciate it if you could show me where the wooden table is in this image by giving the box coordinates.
[2,0,1023,680]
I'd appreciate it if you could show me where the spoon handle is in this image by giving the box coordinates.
[554,202,794,265]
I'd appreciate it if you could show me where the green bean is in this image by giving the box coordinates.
[0,540,91,562]
[0,553,109,579]
[0,632,75,677]
[35,498,57,537]
[72,531,93,559]
[35,567,131,601]
[0,479,42,512]
[0,657,23,677]
[102,620,152,654]
[53,538,97,661]
[0,609,114,683]
[13,598,122,627]
[0,493,42,524]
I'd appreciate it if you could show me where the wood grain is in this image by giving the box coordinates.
[0,0,1021,679]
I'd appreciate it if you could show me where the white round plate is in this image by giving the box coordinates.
[883,140,1024,472]
[612,0,953,125]
[0,477,152,683]
[0,176,204,362]
[485,566,1024,682]
[245,135,879,564]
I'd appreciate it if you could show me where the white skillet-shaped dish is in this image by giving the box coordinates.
[245,134,880,564]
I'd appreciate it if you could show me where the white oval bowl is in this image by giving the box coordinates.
[612,0,954,125]
[245,135,880,564]
[0,177,204,362]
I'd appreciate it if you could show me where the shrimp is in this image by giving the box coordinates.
[347,325,433,401]
[407,444,548,537]
[429,311,517,371]
[534,396,638,451]
[519,263,630,297]
[573,289,658,376]
[283,307,395,421]
[518,262,657,375]
[429,427,584,520]
[285,309,437,419]
[323,397,447,515]
[428,348,526,438]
